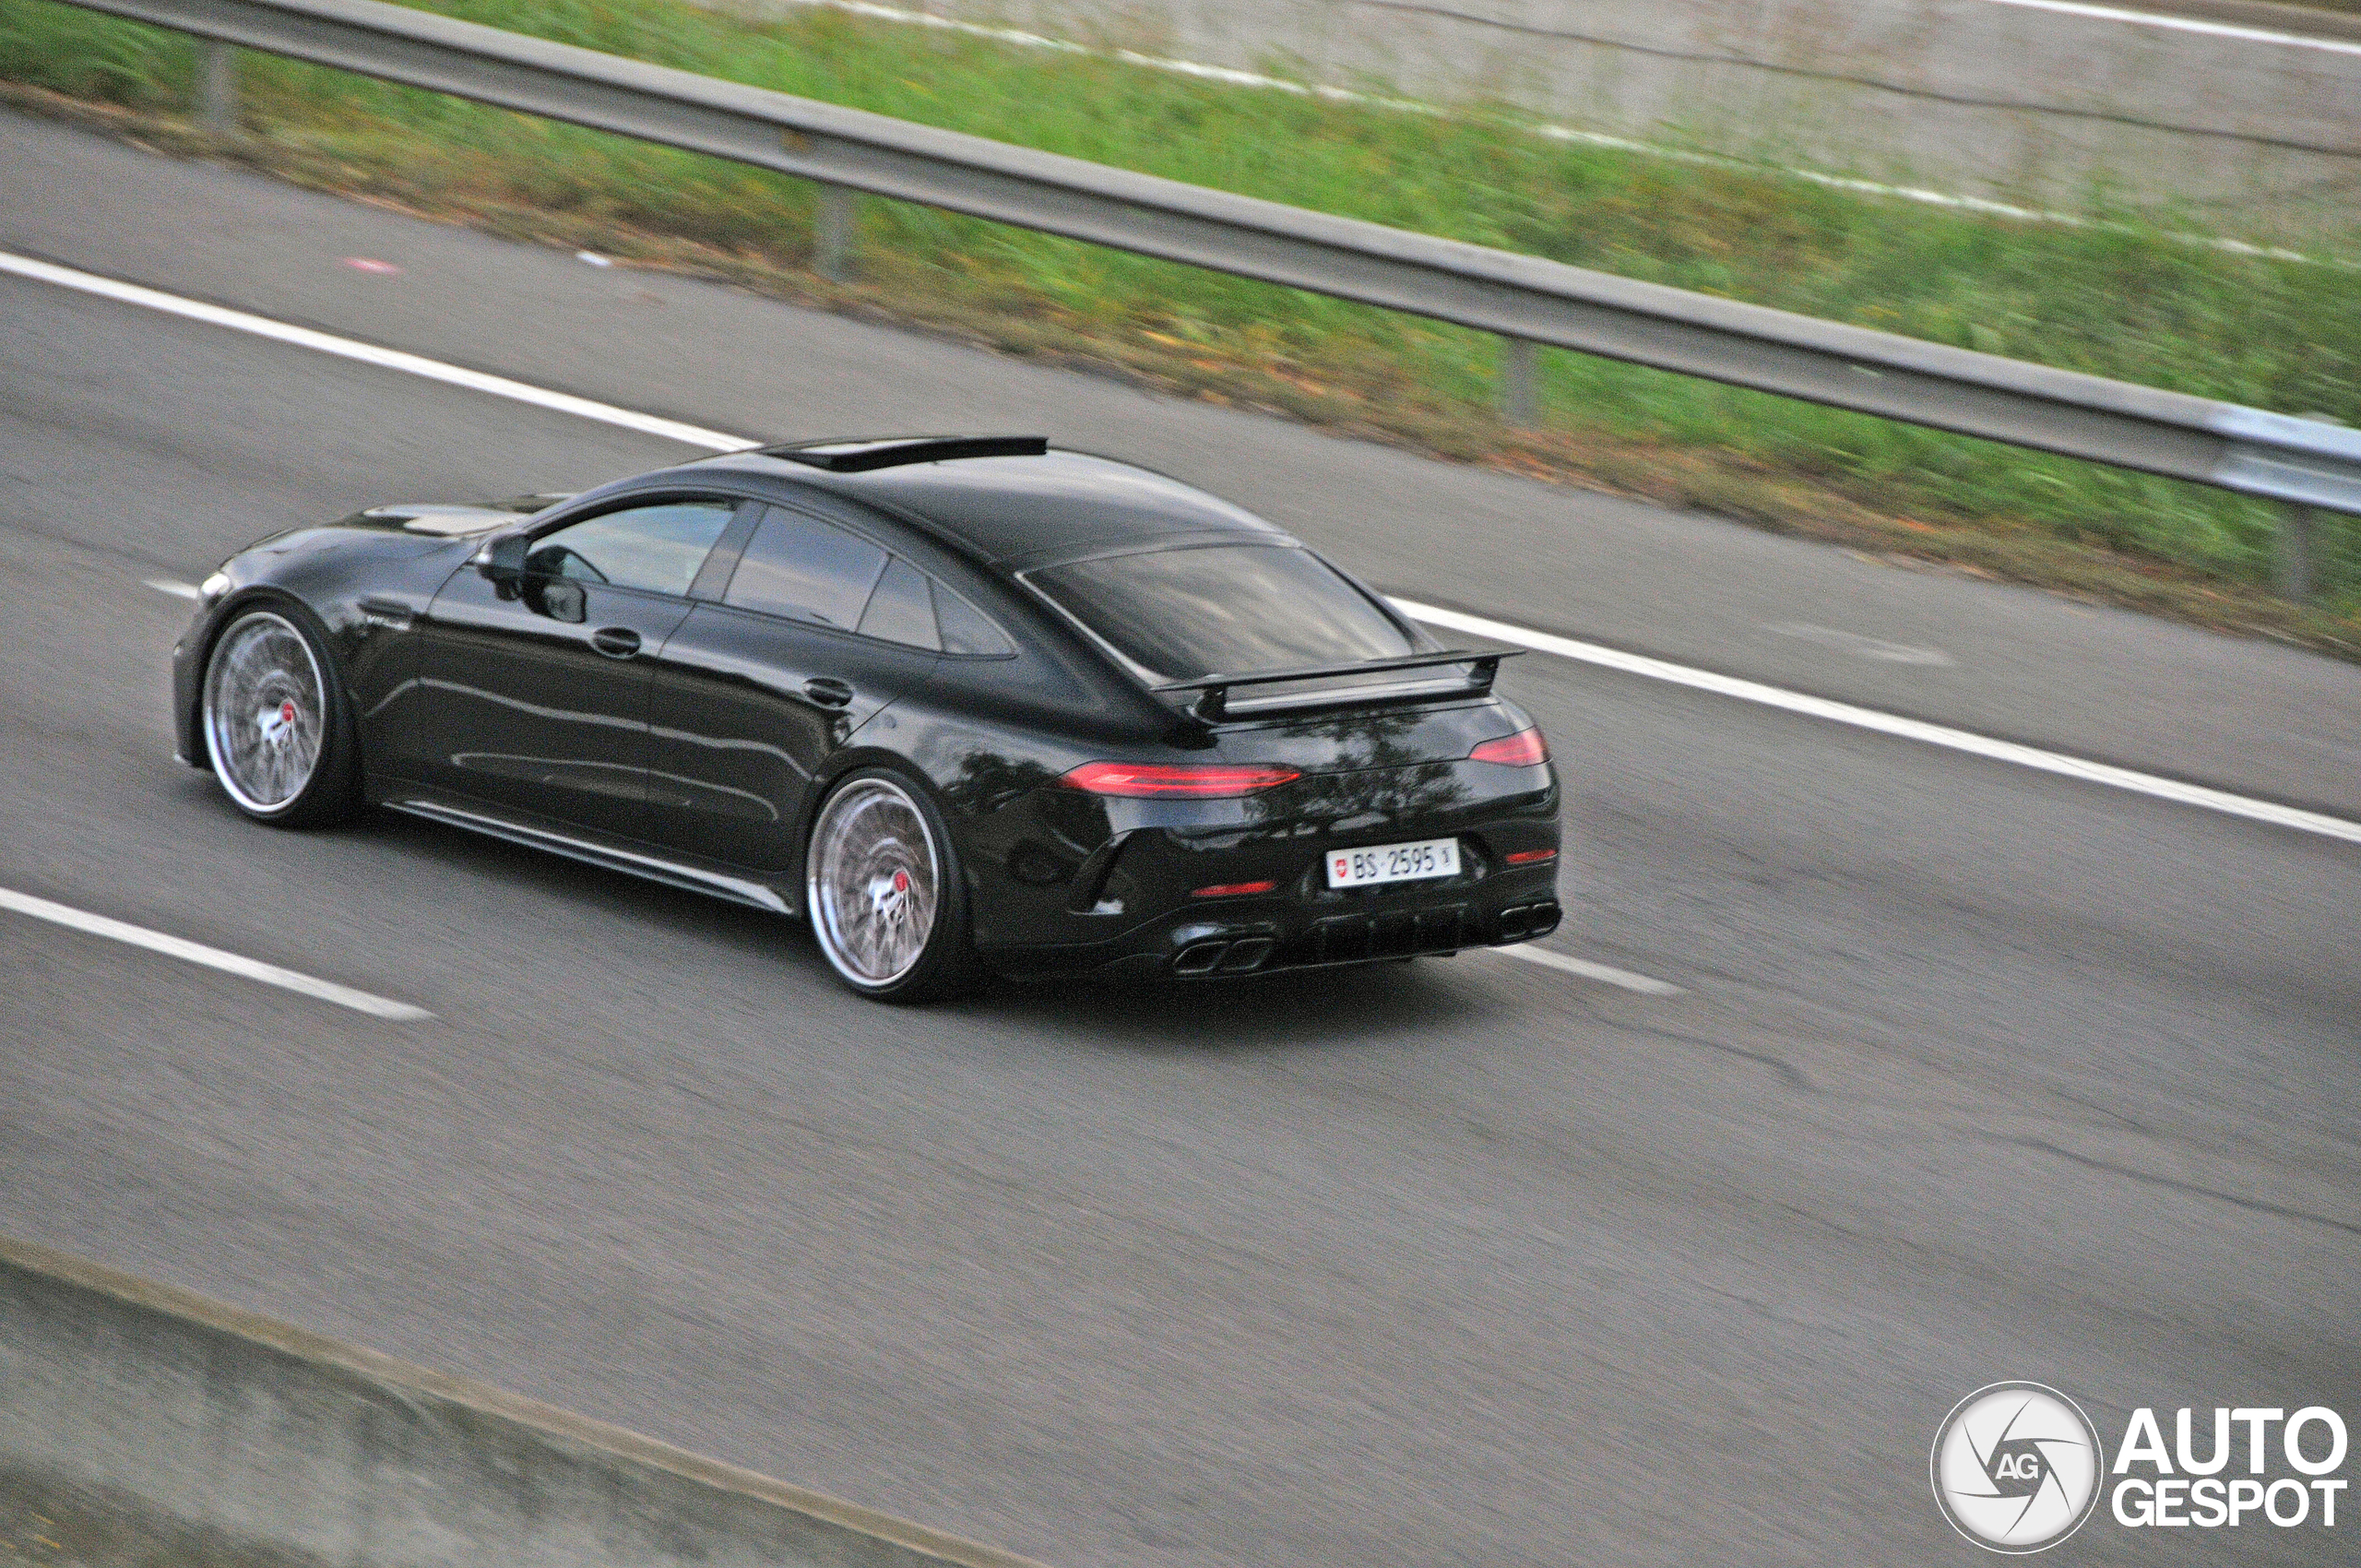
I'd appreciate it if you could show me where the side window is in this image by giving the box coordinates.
[725,505,888,629]
[525,501,735,597]
[857,558,940,650]
[933,580,1014,657]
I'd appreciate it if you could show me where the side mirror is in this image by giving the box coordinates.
[481,532,529,578]
[480,532,529,599]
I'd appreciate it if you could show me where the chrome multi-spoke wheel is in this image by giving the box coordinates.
[203,609,334,819]
[807,773,960,996]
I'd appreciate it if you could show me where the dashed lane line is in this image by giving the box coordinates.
[16,249,2360,851]
[1494,945,1685,994]
[0,885,435,1020]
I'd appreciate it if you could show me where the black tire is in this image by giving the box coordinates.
[804,766,979,1003]
[199,601,360,828]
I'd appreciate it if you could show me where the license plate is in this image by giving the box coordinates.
[1324,837,1460,889]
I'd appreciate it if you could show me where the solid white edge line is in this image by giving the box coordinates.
[1979,0,2361,53]
[145,578,201,599]
[1493,944,1684,994]
[13,248,2355,849]
[0,885,436,1020]
[1392,600,2361,847]
[0,253,756,455]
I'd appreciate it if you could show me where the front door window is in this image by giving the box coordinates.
[410,499,740,838]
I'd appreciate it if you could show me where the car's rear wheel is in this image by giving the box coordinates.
[806,769,978,1002]
[201,605,357,827]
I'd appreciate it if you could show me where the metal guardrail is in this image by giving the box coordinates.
[64,0,2361,597]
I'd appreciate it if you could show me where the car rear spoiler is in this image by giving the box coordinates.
[1156,648,1519,722]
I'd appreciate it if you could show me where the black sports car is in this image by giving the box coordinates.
[173,436,1560,1000]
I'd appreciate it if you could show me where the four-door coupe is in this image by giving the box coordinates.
[173,436,1561,999]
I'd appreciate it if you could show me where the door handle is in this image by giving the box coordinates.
[802,677,855,708]
[590,626,643,659]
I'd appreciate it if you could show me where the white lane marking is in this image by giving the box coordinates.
[14,251,2357,849]
[1494,944,1684,994]
[1765,622,1954,666]
[0,885,435,1020]
[0,253,755,455]
[146,578,201,599]
[1981,0,2361,53]
[1396,600,2361,847]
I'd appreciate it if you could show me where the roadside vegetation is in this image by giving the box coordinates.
[4,0,2357,647]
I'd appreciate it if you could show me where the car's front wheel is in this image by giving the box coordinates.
[200,604,358,827]
[805,768,977,1002]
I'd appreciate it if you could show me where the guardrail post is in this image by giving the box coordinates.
[2276,505,2315,602]
[197,42,240,137]
[814,184,854,282]
[2274,412,2350,602]
[1500,336,1536,427]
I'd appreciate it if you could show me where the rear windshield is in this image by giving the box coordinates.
[1026,543,1414,683]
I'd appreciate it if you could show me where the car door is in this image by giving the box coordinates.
[644,502,943,878]
[410,496,746,842]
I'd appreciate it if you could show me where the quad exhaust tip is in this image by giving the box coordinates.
[1172,936,1275,976]
[1496,901,1562,942]
[1171,905,1558,976]
[1174,904,1561,975]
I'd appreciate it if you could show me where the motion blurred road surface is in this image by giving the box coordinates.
[3,111,2355,1566]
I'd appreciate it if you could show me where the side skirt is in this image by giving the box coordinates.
[384,797,797,917]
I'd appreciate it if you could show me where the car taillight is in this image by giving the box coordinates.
[1468,728,1548,766]
[1062,762,1302,798]
[1191,880,1278,897]
[1504,849,1557,865]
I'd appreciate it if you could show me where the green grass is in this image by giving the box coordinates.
[5,0,2358,632]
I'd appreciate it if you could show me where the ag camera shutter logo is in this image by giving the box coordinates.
[1931,1383,2105,1552]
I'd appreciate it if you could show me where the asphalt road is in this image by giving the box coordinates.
[4,111,2357,1567]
